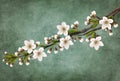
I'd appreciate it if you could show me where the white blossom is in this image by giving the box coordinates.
[54,35,58,39]
[26,62,30,66]
[33,48,47,61]
[54,50,58,54]
[10,64,13,67]
[89,36,104,50]
[19,61,23,65]
[109,31,113,36]
[113,23,118,28]
[86,38,90,42]
[87,16,91,21]
[4,51,7,54]
[57,22,70,36]
[36,41,40,45]
[15,52,18,56]
[22,40,36,53]
[59,36,73,49]
[79,38,84,43]
[90,10,96,16]
[74,21,79,25]
[18,47,23,52]
[47,50,51,54]
[99,17,113,30]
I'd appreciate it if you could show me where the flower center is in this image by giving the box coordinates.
[37,51,42,56]
[94,40,99,45]
[62,27,66,31]
[104,20,109,25]
[64,39,68,44]
[28,44,32,49]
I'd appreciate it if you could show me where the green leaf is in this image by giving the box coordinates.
[68,29,79,35]
[85,31,96,37]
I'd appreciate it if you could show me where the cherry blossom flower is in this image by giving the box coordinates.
[113,23,118,28]
[59,36,73,49]
[22,40,36,53]
[99,17,113,30]
[33,48,47,61]
[90,10,96,17]
[57,22,70,36]
[89,36,104,50]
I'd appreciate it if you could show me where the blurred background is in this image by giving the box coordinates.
[0,0,120,81]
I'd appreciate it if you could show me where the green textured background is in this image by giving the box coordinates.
[0,0,120,81]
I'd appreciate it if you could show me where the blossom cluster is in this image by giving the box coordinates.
[3,10,119,67]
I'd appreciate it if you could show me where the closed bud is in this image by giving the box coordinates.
[19,61,23,65]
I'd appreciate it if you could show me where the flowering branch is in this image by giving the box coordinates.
[3,6,120,67]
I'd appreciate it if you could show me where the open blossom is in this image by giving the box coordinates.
[99,17,113,30]
[59,36,73,49]
[89,36,104,50]
[22,40,36,53]
[33,48,47,61]
[57,22,70,36]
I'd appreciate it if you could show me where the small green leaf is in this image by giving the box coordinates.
[68,29,79,35]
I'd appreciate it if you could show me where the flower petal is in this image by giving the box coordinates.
[96,36,101,41]
[24,40,29,45]
[109,19,113,23]
[99,41,104,46]
[99,20,103,24]
[94,45,99,50]
[38,57,43,61]
[69,41,74,45]
[89,42,94,47]
[42,52,47,57]
[39,47,44,52]
[28,49,33,53]
[107,24,111,30]
[30,40,34,44]
[103,17,107,20]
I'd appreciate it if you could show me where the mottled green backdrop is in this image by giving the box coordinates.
[0,0,120,81]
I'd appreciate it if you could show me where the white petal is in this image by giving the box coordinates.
[90,38,95,42]
[57,31,62,35]
[101,25,107,30]
[33,55,37,59]
[94,45,99,50]
[36,41,40,45]
[42,52,47,57]
[66,25,70,30]
[38,57,43,61]
[103,17,107,20]
[22,46,27,50]
[24,40,28,45]
[60,38,64,42]
[66,36,71,40]
[64,31,68,36]
[89,42,94,47]
[99,20,103,24]
[39,47,44,52]
[32,44,36,49]
[59,42,64,47]
[96,36,101,41]
[109,19,113,23]
[99,41,104,46]
[69,41,74,45]
[107,24,111,30]
[62,22,66,25]
[74,21,79,25]
[64,44,69,49]
[57,25,61,30]
[30,40,34,44]
[28,49,33,53]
